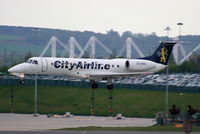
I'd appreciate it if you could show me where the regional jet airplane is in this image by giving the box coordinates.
[8,41,176,89]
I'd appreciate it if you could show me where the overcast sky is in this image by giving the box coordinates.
[0,0,200,36]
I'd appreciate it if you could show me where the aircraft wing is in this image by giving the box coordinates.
[87,72,152,80]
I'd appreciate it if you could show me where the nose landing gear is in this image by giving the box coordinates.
[90,81,98,115]
[107,83,114,116]
[19,79,24,84]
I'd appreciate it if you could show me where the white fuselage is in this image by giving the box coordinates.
[8,57,166,80]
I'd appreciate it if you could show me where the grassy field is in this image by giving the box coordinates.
[61,125,200,132]
[0,85,200,117]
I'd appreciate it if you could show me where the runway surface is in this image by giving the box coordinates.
[0,131,200,134]
[0,113,155,131]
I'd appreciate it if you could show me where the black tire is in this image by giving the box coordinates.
[108,96,113,100]
[91,83,98,89]
[20,80,24,85]
[107,84,114,90]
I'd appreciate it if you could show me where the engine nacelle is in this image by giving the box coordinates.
[125,60,156,71]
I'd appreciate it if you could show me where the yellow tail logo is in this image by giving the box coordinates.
[160,46,168,63]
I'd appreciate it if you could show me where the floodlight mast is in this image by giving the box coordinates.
[173,23,185,65]
[164,26,171,40]
[32,28,40,56]
[177,22,183,38]
[32,28,40,117]
[164,26,171,121]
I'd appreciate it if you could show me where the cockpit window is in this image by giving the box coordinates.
[33,60,38,65]
[26,59,38,65]
[27,59,33,63]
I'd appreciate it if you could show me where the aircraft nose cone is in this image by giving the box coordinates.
[8,64,24,73]
[8,67,14,73]
[8,66,18,73]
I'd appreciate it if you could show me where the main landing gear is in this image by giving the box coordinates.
[90,81,98,115]
[90,80,114,116]
[107,83,114,116]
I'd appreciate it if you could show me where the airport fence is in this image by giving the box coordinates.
[0,77,200,93]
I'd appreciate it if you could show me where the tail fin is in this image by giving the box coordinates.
[141,41,176,65]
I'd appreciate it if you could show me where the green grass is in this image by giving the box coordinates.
[0,85,200,117]
[61,125,200,132]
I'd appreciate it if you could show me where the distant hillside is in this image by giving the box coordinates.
[0,25,200,66]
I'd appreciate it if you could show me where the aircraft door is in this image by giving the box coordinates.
[41,58,48,72]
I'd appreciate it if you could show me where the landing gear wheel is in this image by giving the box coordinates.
[19,80,24,85]
[106,84,113,90]
[107,83,114,116]
[91,82,98,89]
[90,81,98,116]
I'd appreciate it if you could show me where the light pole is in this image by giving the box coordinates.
[164,26,171,120]
[177,23,183,39]
[33,28,40,117]
[32,28,40,56]
[34,74,38,117]
[176,23,183,64]
[10,75,14,113]
[180,93,183,112]
[164,27,171,40]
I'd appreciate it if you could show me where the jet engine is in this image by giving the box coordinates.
[125,60,156,71]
